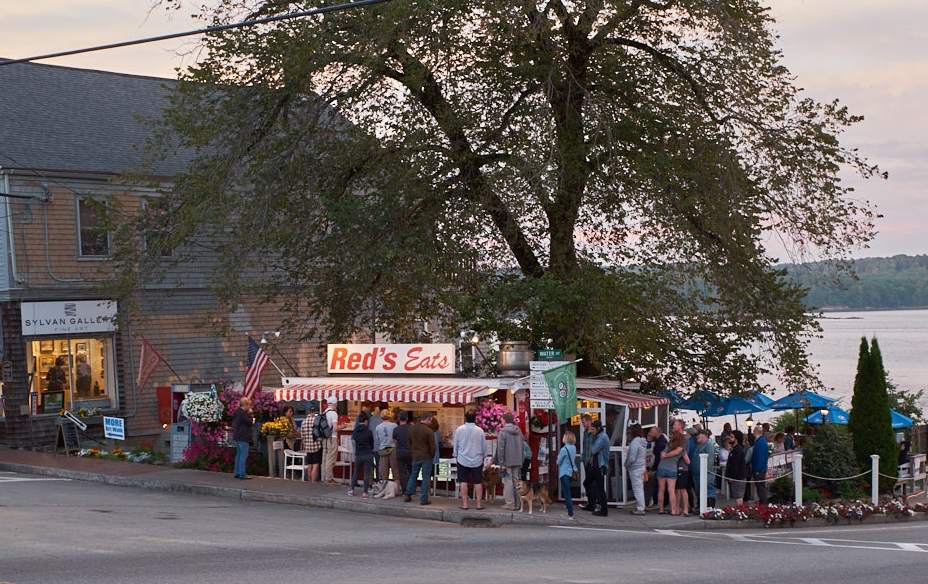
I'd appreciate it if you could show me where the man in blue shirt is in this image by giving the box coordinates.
[751,425,769,505]
[588,420,611,516]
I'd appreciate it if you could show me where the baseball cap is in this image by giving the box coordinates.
[307,402,317,411]
[685,427,697,435]
[591,420,603,429]
[325,395,338,404]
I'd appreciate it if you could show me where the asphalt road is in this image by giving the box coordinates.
[2,470,927,583]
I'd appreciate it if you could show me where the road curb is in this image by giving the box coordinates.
[4,459,927,531]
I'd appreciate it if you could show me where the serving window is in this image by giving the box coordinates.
[28,337,117,414]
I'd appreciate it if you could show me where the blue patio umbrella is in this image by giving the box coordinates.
[891,409,915,429]
[746,390,775,408]
[700,396,766,418]
[769,390,837,411]
[804,405,850,425]
[677,390,723,412]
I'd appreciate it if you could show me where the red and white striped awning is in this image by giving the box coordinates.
[576,387,669,409]
[274,381,493,405]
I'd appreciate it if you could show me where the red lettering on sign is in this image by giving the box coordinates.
[404,347,450,371]
[329,347,348,369]
[383,352,397,370]
[347,352,362,369]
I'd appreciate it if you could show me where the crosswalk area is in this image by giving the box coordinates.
[0,471,69,483]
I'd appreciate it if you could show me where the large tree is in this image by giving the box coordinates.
[113,0,881,390]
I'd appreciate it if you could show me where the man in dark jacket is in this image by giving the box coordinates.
[393,411,413,492]
[404,411,437,505]
[496,412,525,510]
[645,425,668,509]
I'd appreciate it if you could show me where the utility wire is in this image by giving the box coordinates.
[0,0,393,67]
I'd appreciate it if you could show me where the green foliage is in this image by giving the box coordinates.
[769,475,795,504]
[802,424,863,497]
[848,337,899,492]
[113,0,881,390]
[785,255,928,310]
[801,488,823,504]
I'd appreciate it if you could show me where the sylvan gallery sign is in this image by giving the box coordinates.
[327,344,456,374]
[21,300,117,336]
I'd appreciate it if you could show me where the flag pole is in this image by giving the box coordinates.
[141,336,184,382]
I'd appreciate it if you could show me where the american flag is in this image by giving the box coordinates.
[243,335,269,399]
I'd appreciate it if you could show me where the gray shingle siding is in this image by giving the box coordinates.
[0,60,191,177]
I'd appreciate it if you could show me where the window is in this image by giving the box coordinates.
[30,337,117,414]
[78,198,110,257]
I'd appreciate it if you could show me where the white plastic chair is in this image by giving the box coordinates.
[284,449,307,481]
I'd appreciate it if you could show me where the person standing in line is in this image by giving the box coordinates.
[496,412,525,510]
[453,410,487,510]
[232,397,254,480]
[375,410,399,484]
[693,428,717,508]
[645,426,667,508]
[320,396,340,485]
[645,426,667,509]
[726,430,749,507]
[299,402,323,482]
[557,430,578,520]
[657,431,685,515]
[404,411,437,505]
[588,420,611,516]
[368,404,384,480]
[624,422,648,515]
[751,425,769,505]
[393,410,413,491]
[579,414,595,510]
[348,411,375,498]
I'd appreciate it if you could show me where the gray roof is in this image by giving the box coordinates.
[0,60,192,177]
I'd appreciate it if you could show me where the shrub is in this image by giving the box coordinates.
[803,424,863,495]
[802,488,822,504]
[769,475,794,504]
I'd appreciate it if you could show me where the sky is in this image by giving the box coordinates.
[2,0,926,261]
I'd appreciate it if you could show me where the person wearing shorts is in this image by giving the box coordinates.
[299,403,323,482]
[453,410,487,510]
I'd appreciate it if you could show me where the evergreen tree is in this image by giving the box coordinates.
[847,337,897,492]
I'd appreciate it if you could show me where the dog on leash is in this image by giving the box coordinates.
[517,480,550,514]
[483,466,501,503]
[369,480,400,499]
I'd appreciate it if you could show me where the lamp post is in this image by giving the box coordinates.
[820,406,830,425]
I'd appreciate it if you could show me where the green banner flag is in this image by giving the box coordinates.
[544,362,578,421]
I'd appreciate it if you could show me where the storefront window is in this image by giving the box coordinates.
[29,337,117,414]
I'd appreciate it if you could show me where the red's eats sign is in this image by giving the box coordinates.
[327,344,456,374]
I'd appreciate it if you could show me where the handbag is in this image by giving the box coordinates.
[569,449,579,481]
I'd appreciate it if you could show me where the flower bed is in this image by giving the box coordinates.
[701,498,916,527]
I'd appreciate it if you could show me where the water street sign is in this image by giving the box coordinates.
[536,349,562,359]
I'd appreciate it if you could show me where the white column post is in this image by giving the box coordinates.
[871,454,880,504]
[699,452,708,515]
[792,453,803,506]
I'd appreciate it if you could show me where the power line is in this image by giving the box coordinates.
[0,0,393,67]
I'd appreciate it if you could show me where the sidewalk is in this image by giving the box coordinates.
[0,445,921,530]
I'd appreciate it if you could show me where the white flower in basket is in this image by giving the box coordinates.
[180,392,222,424]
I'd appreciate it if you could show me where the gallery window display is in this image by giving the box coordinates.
[29,337,116,414]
